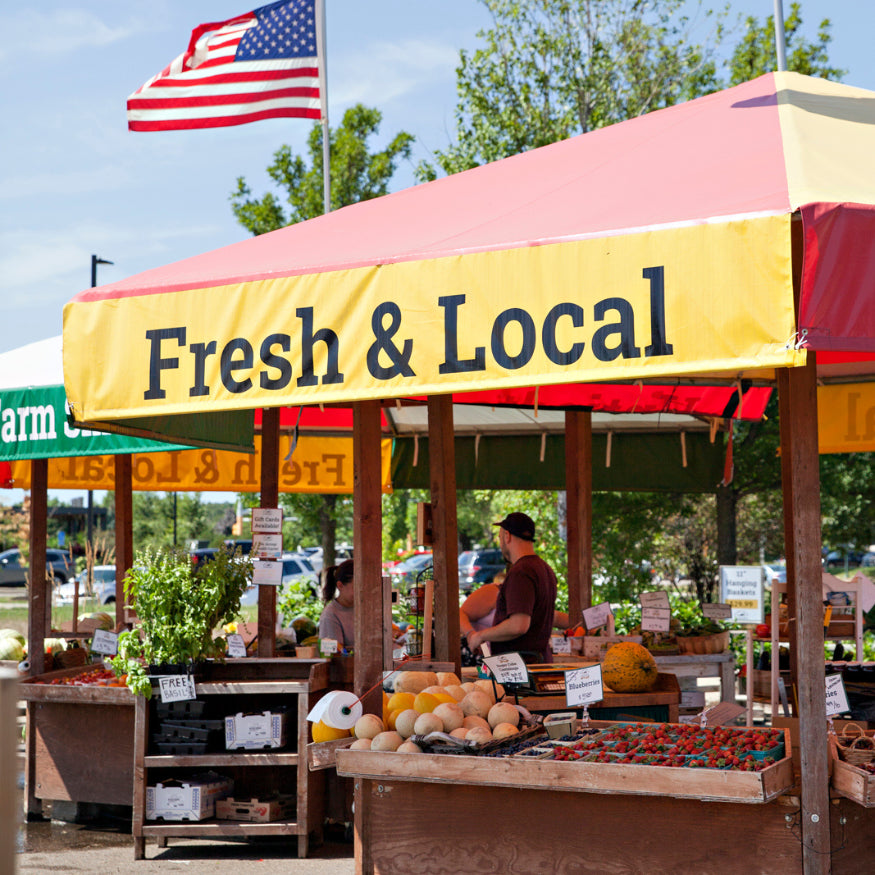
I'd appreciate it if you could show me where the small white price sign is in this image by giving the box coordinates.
[702,603,733,620]
[158,674,196,703]
[252,560,283,586]
[825,673,850,717]
[719,566,764,625]
[226,633,247,658]
[320,638,339,655]
[641,607,672,632]
[564,664,604,708]
[251,508,283,533]
[90,629,118,656]
[582,602,612,631]
[639,590,670,610]
[252,533,283,559]
[482,653,528,685]
[551,634,572,654]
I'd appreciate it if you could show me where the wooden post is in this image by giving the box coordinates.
[565,410,593,621]
[779,357,830,873]
[0,669,18,867]
[352,400,383,715]
[427,395,460,672]
[114,455,133,628]
[258,407,280,658]
[28,459,48,677]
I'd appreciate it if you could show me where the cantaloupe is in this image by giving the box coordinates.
[354,714,385,740]
[393,671,438,695]
[413,712,443,736]
[474,679,505,702]
[350,737,372,750]
[436,671,461,687]
[466,726,493,745]
[487,702,520,729]
[397,741,423,753]
[442,684,467,702]
[460,690,492,719]
[394,709,420,739]
[492,722,519,740]
[433,702,464,732]
[449,727,469,740]
[462,715,490,732]
[370,731,404,751]
[602,641,658,693]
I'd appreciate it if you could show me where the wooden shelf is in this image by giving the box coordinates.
[143,752,300,768]
[142,818,302,836]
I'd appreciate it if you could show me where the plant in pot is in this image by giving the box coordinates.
[110,547,252,697]
[674,614,731,655]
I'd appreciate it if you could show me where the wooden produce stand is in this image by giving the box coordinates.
[19,664,136,817]
[132,658,330,860]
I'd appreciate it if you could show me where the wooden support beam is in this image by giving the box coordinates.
[27,459,48,677]
[565,409,593,620]
[779,357,830,874]
[427,395,461,672]
[114,455,133,628]
[258,408,280,658]
[353,401,384,716]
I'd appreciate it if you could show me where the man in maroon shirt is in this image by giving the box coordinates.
[465,512,558,663]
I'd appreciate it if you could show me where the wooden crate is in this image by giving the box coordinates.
[830,734,875,808]
[338,726,794,805]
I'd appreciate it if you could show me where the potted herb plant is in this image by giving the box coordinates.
[110,546,252,697]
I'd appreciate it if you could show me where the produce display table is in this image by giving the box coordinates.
[652,652,736,703]
[517,672,681,722]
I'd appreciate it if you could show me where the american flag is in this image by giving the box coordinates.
[127,0,322,132]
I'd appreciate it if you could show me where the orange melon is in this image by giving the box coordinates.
[602,642,658,693]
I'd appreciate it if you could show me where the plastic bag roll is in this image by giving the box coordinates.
[306,689,362,730]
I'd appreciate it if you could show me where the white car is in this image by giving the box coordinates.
[240,554,317,605]
[54,566,117,605]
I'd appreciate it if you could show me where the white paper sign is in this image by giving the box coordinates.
[641,607,672,632]
[551,634,572,654]
[639,590,670,610]
[252,533,283,559]
[320,638,339,655]
[702,602,733,620]
[582,602,612,630]
[251,508,283,533]
[565,664,604,708]
[482,652,528,685]
[158,674,196,703]
[720,566,764,624]
[90,629,118,656]
[252,559,283,586]
[226,634,247,658]
[825,673,851,717]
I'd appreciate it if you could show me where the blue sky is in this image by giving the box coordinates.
[0,1,871,506]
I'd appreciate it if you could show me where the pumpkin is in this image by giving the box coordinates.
[602,641,658,693]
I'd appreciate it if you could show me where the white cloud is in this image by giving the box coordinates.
[0,9,133,62]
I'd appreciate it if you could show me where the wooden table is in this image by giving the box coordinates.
[652,652,736,702]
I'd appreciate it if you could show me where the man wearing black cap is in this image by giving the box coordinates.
[465,512,558,663]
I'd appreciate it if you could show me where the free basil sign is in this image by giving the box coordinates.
[565,664,604,708]
[158,674,196,704]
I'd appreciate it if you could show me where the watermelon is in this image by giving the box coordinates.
[43,637,67,655]
[0,637,25,662]
[0,629,26,646]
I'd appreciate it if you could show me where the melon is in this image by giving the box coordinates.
[397,741,423,753]
[413,712,443,736]
[311,720,352,743]
[474,679,505,702]
[436,671,461,687]
[462,715,490,732]
[602,641,658,693]
[466,726,493,745]
[43,638,67,655]
[370,731,404,751]
[350,737,372,750]
[492,722,519,740]
[449,727,469,740]
[354,714,385,740]
[0,637,25,662]
[433,702,464,732]
[442,684,467,702]
[0,629,25,645]
[460,690,492,719]
[393,671,438,695]
[487,702,520,729]
[394,709,420,739]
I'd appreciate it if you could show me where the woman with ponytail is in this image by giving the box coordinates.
[317,559,355,649]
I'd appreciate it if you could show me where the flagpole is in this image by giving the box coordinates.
[316,0,330,214]
[773,0,787,72]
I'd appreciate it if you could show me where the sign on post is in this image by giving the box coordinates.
[482,653,528,685]
[565,664,604,708]
[702,603,733,621]
[582,602,612,631]
[719,566,765,625]
[825,673,850,717]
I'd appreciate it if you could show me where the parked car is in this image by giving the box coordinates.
[240,553,317,605]
[761,563,787,585]
[824,549,866,570]
[861,552,875,567]
[54,566,117,605]
[189,547,219,570]
[0,547,73,586]
[458,549,507,593]
[389,552,433,590]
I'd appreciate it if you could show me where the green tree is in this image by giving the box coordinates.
[418,0,723,179]
[728,2,845,84]
[230,105,414,567]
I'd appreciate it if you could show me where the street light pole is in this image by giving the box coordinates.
[87,256,113,570]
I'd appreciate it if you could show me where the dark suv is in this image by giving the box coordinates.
[0,548,74,586]
[458,549,507,593]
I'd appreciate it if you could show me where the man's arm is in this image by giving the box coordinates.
[467,612,530,652]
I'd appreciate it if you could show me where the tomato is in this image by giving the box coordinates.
[755,623,770,637]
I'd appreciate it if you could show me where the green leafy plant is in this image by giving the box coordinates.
[110,547,252,697]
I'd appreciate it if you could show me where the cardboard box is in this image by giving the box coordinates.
[224,709,289,750]
[582,635,644,660]
[215,795,295,823]
[146,772,233,821]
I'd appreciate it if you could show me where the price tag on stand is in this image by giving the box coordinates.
[90,629,118,656]
[158,674,196,704]
[551,635,572,655]
[482,652,528,685]
[320,638,339,656]
[226,634,247,658]
[252,560,283,586]
[702,603,733,621]
[582,602,612,631]
[251,508,283,533]
[719,566,764,624]
[825,673,851,717]
[641,607,672,632]
[564,664,604,708]
[639,591,670,610]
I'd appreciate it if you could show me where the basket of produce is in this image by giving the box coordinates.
[835,723,875,766]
